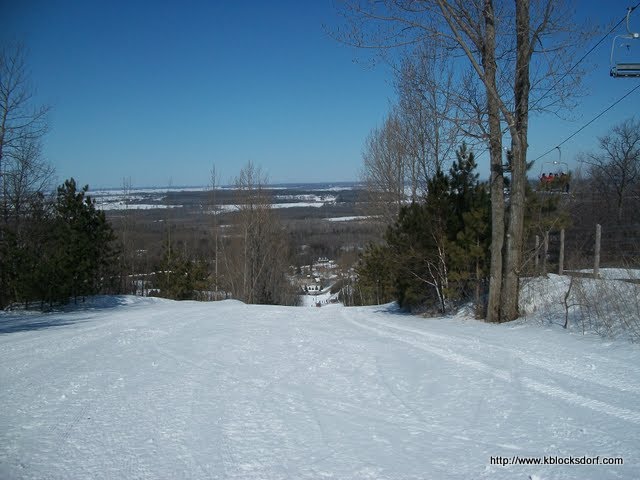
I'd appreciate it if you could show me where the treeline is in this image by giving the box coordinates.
[1,43,298,309]
[348,144,490,314]
[0,179,118,308]
[348,114,640,314]
[0,169,300,309]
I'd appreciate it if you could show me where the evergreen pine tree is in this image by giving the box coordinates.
[447,144,491,314]
[356,142,491,314]
[52,178,117,304]
[353,243,396,305]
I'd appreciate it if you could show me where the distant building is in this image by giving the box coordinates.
[301,278,323,295]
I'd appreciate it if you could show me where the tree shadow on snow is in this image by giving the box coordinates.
[59,295,135,312]
[370,302,410,316]
[0,296,133,335]
[0,315,83,335]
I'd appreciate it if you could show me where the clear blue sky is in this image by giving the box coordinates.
[2,0,639,189]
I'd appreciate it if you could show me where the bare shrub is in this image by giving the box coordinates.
[520,271,640,342]
[566,273,640,342]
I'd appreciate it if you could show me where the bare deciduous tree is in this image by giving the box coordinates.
[117,176,136,294]
[361,43,463,228]
[224,161,297,305]
[361,111,408,225]
[581,117,640,223]
[0,43,50,221]
[0,43,52,308]
[395,41,463,187]
[209,164,222,298]
[3,137,54,224]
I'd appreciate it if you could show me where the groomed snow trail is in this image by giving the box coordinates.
[1,297,638,479]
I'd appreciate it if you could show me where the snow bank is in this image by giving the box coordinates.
[576,268,640,281]
[520,271,640,341]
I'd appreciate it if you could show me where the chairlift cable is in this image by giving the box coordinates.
[476,7,640,167]
[531,2,640,110]
[532,82,640,162]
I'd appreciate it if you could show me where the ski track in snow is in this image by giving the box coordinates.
[344,312,640,426]
[1,297,639,480]
[349,312,640,395]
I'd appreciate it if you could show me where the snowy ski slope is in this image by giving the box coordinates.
[1,297,638,479]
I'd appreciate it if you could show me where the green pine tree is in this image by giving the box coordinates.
[51,178,118,304]
[356,142,491,314]
[353,243,396,305]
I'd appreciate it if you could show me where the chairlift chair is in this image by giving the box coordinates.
[610,8,640,78]
[538,148,570,192]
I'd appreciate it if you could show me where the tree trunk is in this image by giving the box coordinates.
[484,0,505,323]
[616,193,623,223]
[487,142,505,323]
[503,135,526,320]
[501,0,531,322]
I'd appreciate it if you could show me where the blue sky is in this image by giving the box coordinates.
[2,0,639,189]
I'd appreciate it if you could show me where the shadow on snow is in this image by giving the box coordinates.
[0,296,133,335]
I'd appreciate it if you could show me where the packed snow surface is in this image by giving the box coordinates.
[1,297,639,479]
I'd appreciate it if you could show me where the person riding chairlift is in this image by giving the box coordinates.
[560,172,570,193]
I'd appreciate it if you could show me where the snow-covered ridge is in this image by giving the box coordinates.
[91,184,350,211]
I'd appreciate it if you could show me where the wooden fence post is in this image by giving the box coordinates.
[543,231,549,275]
[558,229,565,275]
[594,224,601,279]
[535,235,540,273]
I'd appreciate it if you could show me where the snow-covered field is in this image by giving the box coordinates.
[1,295,639,479]
[92,184,347,211]
[323,215,373,222]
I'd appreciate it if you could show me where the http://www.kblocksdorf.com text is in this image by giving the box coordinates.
[490,455,624,466]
